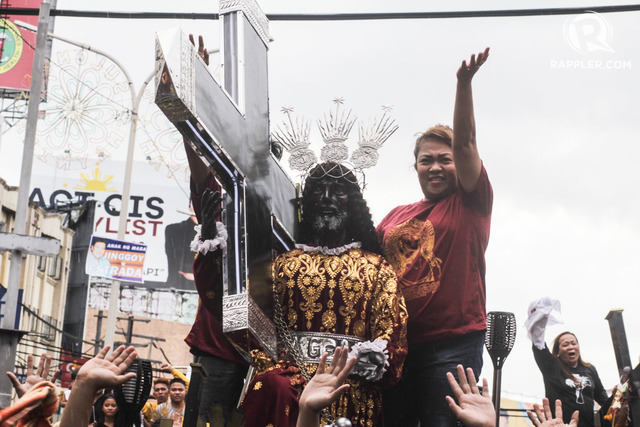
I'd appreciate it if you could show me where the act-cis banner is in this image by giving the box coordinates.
[85,235,147,284]
[31,159,196,290]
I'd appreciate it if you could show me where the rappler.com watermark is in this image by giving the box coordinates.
[563,11,614,54]
[550,11,631,70]
[550,59,631,70]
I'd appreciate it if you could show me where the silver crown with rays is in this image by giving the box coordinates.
[271,98,398,184]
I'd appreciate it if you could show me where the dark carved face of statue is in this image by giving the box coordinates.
[306,176,350,237]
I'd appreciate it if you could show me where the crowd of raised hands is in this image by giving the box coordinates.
[2,345,137,427]
[296,346,579,427]
[3,344,579,427]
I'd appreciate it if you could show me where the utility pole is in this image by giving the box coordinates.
[94,310,104,356]
[0,2,51,408]
[0,112,4,154]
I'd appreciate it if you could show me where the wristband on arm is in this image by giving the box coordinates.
[190,222,227,255]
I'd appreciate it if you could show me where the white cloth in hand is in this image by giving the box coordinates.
[525,297,562,350]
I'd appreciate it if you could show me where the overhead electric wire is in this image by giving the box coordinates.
[1,4,640,21]
[21,303,100,349]
[150,340,173,365]
[19,336,68,354]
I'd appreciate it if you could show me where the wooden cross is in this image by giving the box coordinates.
[154,0,297,359]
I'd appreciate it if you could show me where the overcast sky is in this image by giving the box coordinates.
[2,0,640,403]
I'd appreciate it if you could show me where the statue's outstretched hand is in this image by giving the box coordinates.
[189,33,209,65]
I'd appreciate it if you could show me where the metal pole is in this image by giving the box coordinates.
[0,1,50,408]
[94,309,104,356]
[0,112,4,155]
[493,369,502,427]
[125,315,134,346]
[103,72,152,349]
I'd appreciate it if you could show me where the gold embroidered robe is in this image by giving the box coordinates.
[243,247,408,427]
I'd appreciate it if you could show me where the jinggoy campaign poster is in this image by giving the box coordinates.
[86,235,147,284]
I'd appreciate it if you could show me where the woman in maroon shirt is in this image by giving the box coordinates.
[377,48,492,427]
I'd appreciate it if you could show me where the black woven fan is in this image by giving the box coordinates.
[114,359,152,427]
[485,311,516,427]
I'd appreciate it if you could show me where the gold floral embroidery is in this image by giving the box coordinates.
[287,295,297,327]
[297,256,327,329]
[250,350,277,375]
[282,255,301,277]
[352,320,365,338]
[336,252,367,334]
[274,249,406,339]
[285,405,290,416]
[253,381,262,390]
[324,256,342,278]
[322,310,337,331]
[318,378,383,427]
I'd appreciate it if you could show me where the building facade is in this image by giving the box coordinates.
[0,177,74,376]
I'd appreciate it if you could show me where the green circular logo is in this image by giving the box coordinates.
[0,19,24,74]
